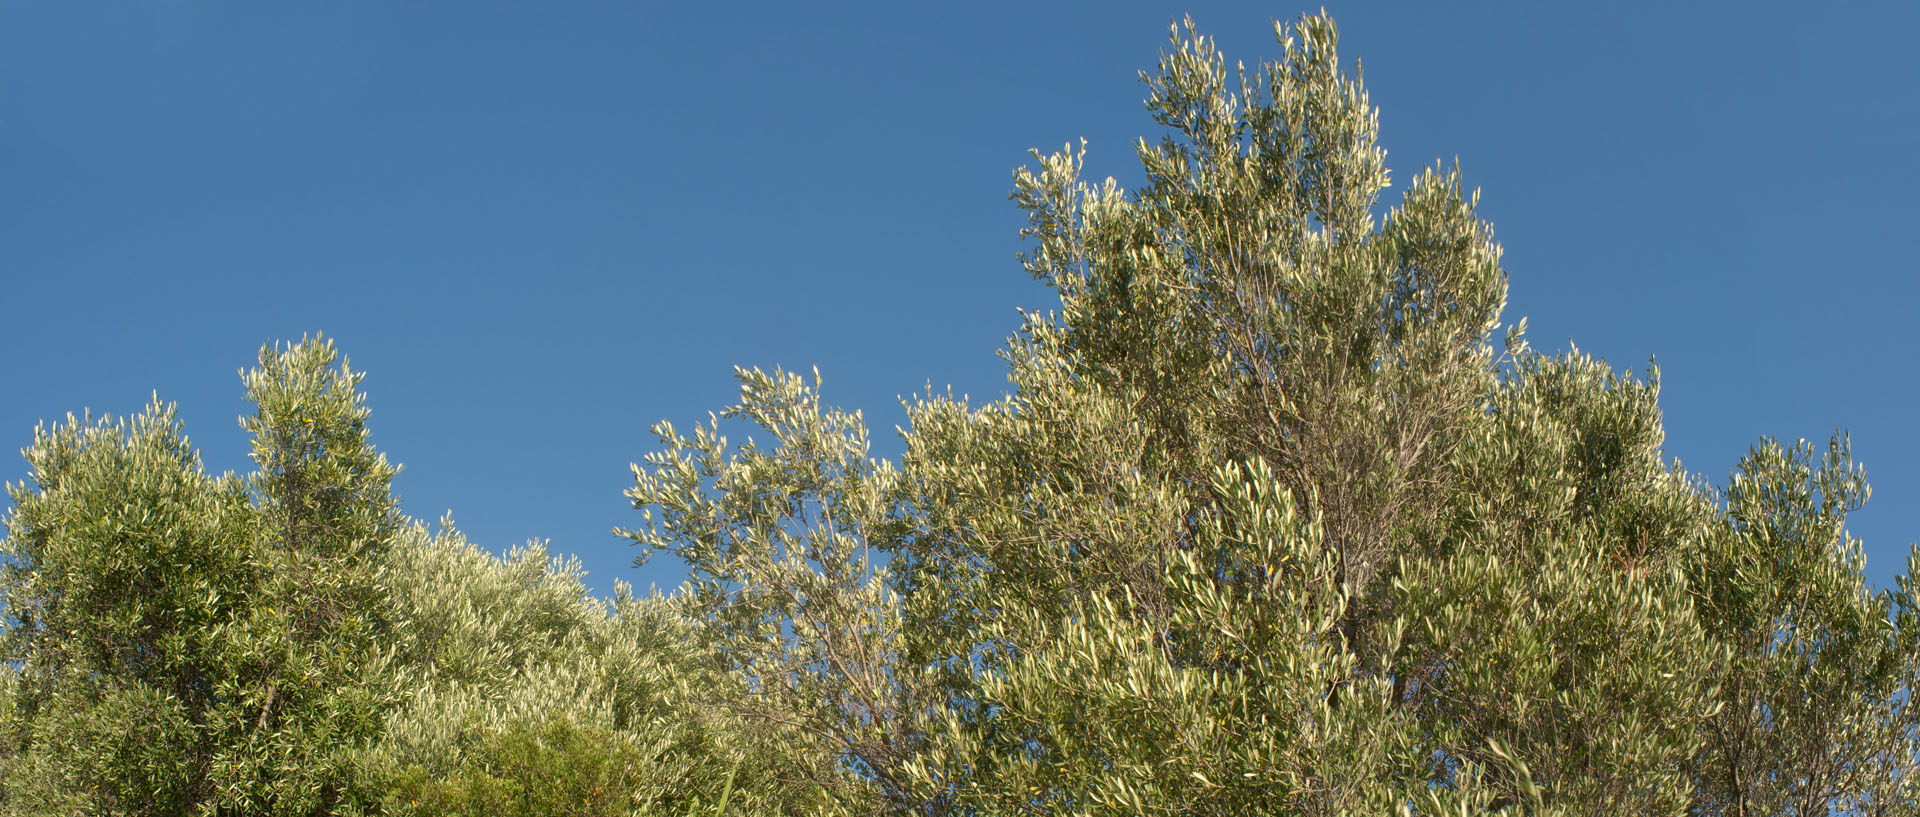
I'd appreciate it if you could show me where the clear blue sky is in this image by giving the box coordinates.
[4,2,1916,597]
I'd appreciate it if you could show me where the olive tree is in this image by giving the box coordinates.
[0,336,400,814]
[627,11,1919,817]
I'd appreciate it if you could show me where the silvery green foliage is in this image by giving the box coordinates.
[888,13,1524,814]
[0,336,401,814]
[1394,344,1727,814]
[230,337,404,814]
[1008,15,1506,611]
[370,521,823,815]
[0,401,236,815]
[622,366,924,816]
[628,11,1919,817]
[1686,437,1920,816]
[0,338,829,816]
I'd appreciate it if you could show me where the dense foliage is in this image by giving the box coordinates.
[4,12,1916,816]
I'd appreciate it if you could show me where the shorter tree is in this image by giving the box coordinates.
[0,399,250,815]
[0,336,404,815]
[371,519,829,816]
[1687,436,1920,815]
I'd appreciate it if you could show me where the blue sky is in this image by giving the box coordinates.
[3,1,1916,597]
